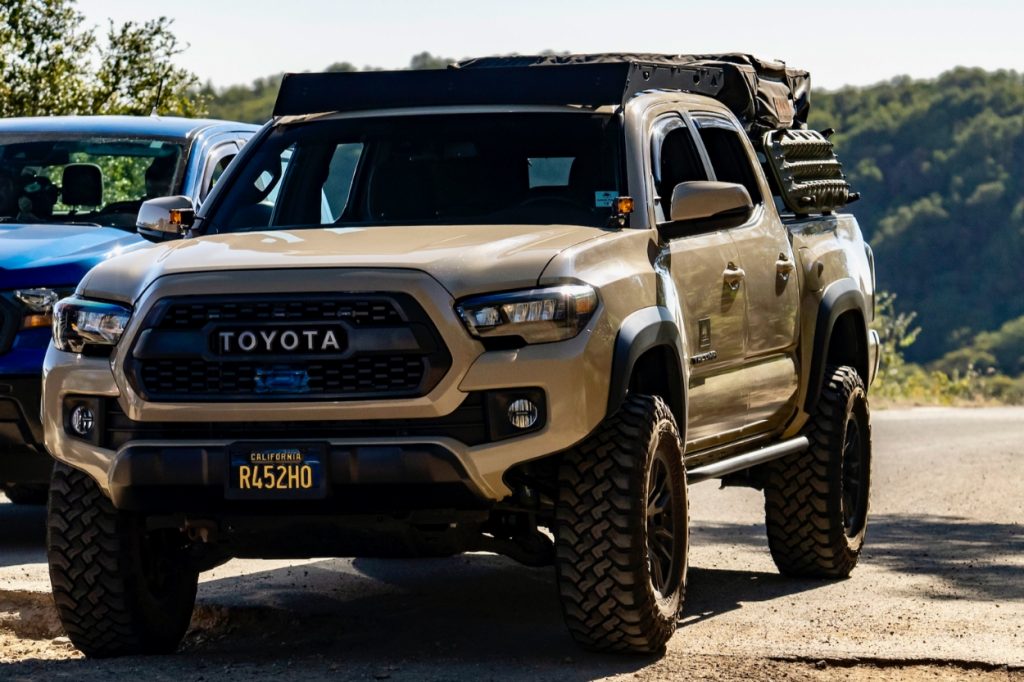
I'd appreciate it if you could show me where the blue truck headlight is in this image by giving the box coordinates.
[15,287,72,329]
[456,285,597,344]
[52,297,132,354]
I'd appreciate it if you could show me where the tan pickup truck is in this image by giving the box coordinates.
[41,54,879,657]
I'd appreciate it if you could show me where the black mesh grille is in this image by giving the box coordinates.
[127,293,450,402]
[139,356,426,397]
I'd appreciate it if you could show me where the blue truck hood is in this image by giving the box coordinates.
[0,223,146,289]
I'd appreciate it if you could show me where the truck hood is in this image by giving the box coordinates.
[0,223,145,290]
[79,224,608,302]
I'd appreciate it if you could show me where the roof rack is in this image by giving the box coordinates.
[274,53,811,140]
[272,61,726,117]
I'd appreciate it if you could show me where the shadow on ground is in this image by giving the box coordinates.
[0,500,46,569]
[2,503,1021,678]
[692,514,1024,602]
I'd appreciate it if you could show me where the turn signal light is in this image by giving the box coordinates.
[168,208,195,228]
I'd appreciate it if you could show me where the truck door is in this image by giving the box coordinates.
[649,113,748,450]
[692,115,801,434]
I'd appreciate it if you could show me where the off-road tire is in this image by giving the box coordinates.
[47,462,198,657]
[763,365,871,578]
[555,394,688,653]
[4,483,49,505]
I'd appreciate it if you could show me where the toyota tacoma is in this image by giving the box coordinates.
[41,55,879,657]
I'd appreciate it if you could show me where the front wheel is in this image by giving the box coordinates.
[555,394,688,653]
[763,365,871,578]
[47,462,199,657]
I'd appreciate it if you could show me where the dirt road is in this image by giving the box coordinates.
[1,407,1022,680]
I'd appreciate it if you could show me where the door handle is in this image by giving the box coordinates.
[776,253,795,280]
[723,262,745,291]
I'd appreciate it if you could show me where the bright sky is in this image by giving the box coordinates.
[77,0,1022,90]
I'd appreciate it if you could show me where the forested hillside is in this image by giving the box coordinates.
[810,69,1024,363]
[206,64,1024,369]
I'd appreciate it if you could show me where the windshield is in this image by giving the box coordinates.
[0,136,185,229]
[207,112,624,232]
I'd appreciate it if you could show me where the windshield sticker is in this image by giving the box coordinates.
[595,191,617,208]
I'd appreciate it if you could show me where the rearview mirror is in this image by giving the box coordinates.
[663,181,753,236]
[137,196,195,243]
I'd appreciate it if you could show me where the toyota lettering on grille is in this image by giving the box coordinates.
[213,325,347,355]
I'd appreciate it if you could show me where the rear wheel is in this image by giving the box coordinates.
[763,365,871,578]
[47,462,198,657]
[555,394,688,653]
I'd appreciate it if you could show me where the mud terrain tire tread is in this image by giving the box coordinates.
[763,365,870,578]
[555,394,687,653]
[47,462,197,658]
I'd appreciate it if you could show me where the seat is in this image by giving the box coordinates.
[367,157,437,221]
[61,163,103,208]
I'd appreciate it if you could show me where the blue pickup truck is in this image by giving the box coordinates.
[0,116,258,503]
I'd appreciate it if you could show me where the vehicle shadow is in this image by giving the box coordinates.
[0,499,47,569]
[2,511,1020,678]
[691,514,1024,602]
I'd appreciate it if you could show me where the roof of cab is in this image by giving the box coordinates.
[0,115,260,138]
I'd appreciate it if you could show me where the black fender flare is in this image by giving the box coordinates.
[804,279,868,412]
[606,306,687,425]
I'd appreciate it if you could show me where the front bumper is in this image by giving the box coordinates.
[0,374,53,485]
[105,442,481,513]
[43,268,618,505]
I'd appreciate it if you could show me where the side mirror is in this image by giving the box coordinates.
[137,196,195,243]
[663,181,753,236]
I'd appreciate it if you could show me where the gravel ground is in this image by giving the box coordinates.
[1,407,1022,680]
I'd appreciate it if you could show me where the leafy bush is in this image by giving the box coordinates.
[871,292,1023,405]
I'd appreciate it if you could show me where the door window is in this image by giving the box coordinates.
[650,116,708,223]
[322,143,364,222]
[200,146,238,201]
[694,119,763,205]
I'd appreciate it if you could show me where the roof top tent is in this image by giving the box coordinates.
[272,54,853,214]
[456,53,812,138]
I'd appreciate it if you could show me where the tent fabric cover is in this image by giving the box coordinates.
[456,53,811,136]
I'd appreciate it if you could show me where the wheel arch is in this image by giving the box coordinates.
[607,307,687,432]
[805,279,870,412]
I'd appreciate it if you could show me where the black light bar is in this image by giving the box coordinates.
[272,62,725,117]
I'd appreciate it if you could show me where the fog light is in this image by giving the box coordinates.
[507,399,539,430]
[70,405,95,437]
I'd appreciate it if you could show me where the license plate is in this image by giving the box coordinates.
[226,443,326,500]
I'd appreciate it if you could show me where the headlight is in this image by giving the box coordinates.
[52,297,133,354]
[456,285,598,344]
[15,287,70,329]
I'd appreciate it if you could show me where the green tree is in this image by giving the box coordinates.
[408,51,452,70]
[0,0,203,117]
[812,68,1024,362]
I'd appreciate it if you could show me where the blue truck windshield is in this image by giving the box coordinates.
[0,136,185,230]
